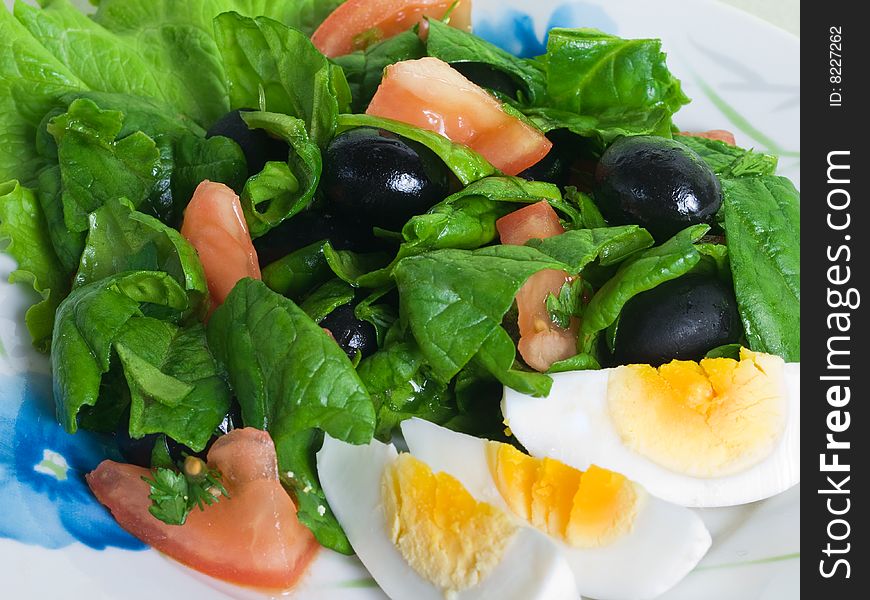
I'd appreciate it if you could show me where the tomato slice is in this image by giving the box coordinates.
[496,201,565,245]
[497,202,578,371]
[366,57,552,175]
[180,181,261,311]
[678,130,736,145]
[87,428,318,591]
[312,0,472,58]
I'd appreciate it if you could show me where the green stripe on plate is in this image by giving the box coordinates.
[693,552,800,572]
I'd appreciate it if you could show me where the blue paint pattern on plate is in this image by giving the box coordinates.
[0,373,145,550]
[475,2,618,57]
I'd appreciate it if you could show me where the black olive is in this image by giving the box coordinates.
[517,131,579,187]
[206,109,289,176]
[322,127,451,231]
[594,136,722,241]
[320,304,378,360]
[451,62,521,98]
[612,274,742,366]
[253,211,383,266]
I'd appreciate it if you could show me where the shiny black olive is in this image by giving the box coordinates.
[612,274,742,366]
[253,211,382,266]
[517,131,578,187]
[594,136,722,241]
[206,109,289,176]
[451,62,521,98]
[320,304,378,360]
[322,127,451,231]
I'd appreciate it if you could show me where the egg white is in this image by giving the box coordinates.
[316,435,578,600]
[401,418,711,600]
[501,364,800,508]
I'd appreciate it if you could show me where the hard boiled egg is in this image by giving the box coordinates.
[316,435,577,600]
[503,349,800,507]
[402,418,711,600]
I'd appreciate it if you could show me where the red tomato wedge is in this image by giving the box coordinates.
[678,129,736,145]
[496,201,565,246]
[366,57,552,175]
[312,0,472,58]
[497,202,579,372]
[87,428,318,591]
[181,181,260,311]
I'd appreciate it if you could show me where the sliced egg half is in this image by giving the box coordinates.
[316,435,577,600]
[402,418,711,600]
[503,349,800,507]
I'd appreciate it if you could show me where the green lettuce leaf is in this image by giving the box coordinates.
[0,180,69,350]
[52,270,190,432]
[722,176,799,360]
[261,239,334,299]
[74,198,208,315]
[207,278,375,552]
[47,98,161,232]
[114,318,231,451]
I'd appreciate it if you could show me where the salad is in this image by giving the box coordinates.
[0,0,800,598]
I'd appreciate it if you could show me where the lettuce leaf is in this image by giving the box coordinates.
[0,180,69,350]
[527,226,654,273]
[74,198,208,316]
[52,270,190,432]
[676,135,779,178]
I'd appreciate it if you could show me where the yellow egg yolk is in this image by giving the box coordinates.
[382,454,517,594]
[486,442,642,547]
[607,348,787,477]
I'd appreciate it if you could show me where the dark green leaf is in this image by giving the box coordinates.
[300,278,355,323]
[261,239,333,299]
[722,176,799,360]
[676,135,778,178]
[238,111,322,237]
[527,226,654,273]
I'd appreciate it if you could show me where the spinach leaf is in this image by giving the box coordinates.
[47,98,160,232]
[238,111,322,237]
[676,135,778,178]
[356,177,563,288]
[357,340,455,441]
[115,318,231,451]
[523,105,675,147]
[300,278,355,323]
[424,19,547,104]
[74,198,208,315]
[543,29,689,138]
[564,186,607,230]
[393,245,567,381]
[52,271,190,433]
[472,327,553,397]
[547,352,601,373]
[527,226,654,273]
[35,166,85,274]
[337,114,497,185]
[261,239,334,299]
[323,242,392,286]
[722,176,800,360]
[0,180,69,350]
[214,13,341,147]
[332,30,426,112]
[207,278,375,551]
[354,288,398,346]
[580,225,709,346]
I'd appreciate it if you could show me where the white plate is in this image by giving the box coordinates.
[0,0,799,598]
